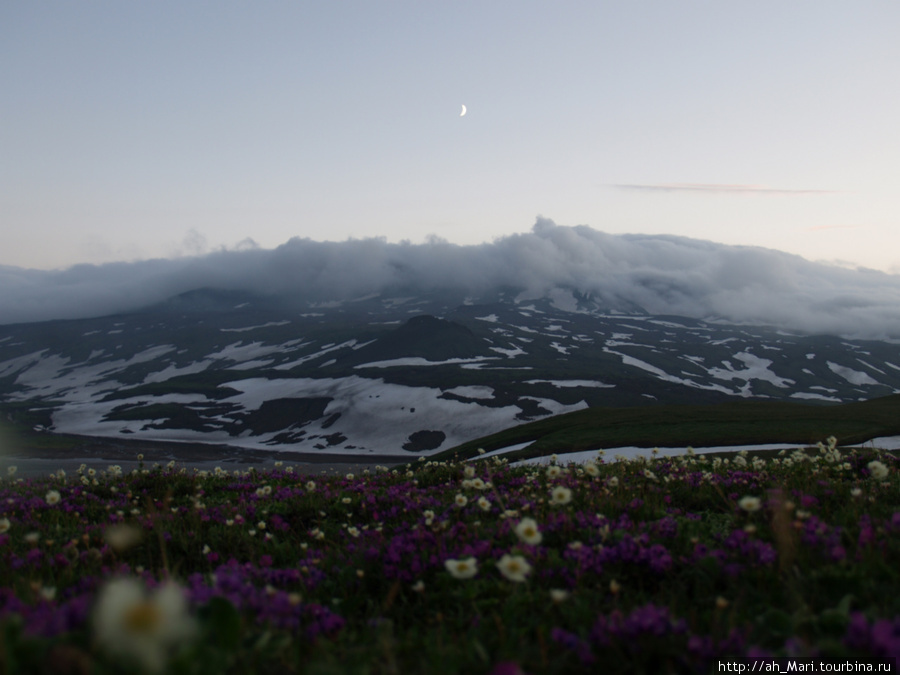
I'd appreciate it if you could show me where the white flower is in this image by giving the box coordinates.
[738,496,761,513]
[550,486,572,506]
[305,481,316,491]
[584,462,600,477]
[607,476,619,488]
[546,465,563,479]
[0,518,9,534]
[496,554,532,583]
[868,460,889,481]
[45,490,61,506]
[463,465,476,478]
[550,588,570,603]
[514,518,543,545]
[93,578,196,673]
[6,466,16,477]
[104,524,143,552]
[477,497,491,511]
[454,494,468,508]
[444,557,478,579]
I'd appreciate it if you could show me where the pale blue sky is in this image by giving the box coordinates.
[2,2,899,271]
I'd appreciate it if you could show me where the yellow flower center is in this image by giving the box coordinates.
[124,601,161,634]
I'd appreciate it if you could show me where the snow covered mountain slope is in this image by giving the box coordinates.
[2,287,899,457]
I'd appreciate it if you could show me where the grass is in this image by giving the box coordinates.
[431,395,900,463]
[0,440,898,673]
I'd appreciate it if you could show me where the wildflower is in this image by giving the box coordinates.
[489,662,528,675]
[471,477,487,490]
[546,465,563,479]
[514,518,543,545]
[477,497,491,511]
[6,466,16,477]
[347,527,360,538]
[305,481,316,491]
[25,532,40,544]
[0,518,9,534]
[609,579,621,594]
[607,476,619,488]
[716,596,729,610]
[444,557,478,579]
[93,578,196,673]
[105,524,143,553]
[868,460,889,481]
[584,462,600,477]
[496,554,532,583]
[851,487,863,498]
[550,589,570,604]
[738,496,762,513]
[45,490,61,506]
[411,580,425,592]
[454,494,468,508]
[550,486,572,506]
[464,465,476,478]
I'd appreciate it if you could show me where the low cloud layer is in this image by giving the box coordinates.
[2,219,900,338]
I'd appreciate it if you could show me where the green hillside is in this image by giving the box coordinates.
[431,394,900,463]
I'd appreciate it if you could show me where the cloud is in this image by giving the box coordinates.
[613,183,835,195]
[2,218,900,338]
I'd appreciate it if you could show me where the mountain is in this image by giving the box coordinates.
[1,286,899,458]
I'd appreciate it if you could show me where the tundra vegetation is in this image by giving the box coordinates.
[0,439,897,673]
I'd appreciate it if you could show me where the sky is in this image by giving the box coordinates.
[2,2,900,274]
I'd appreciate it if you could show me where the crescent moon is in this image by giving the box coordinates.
[460,104,467,117]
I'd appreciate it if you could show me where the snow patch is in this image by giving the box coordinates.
[827,362,880,386]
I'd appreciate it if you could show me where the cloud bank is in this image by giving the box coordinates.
[2,218,900,338]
